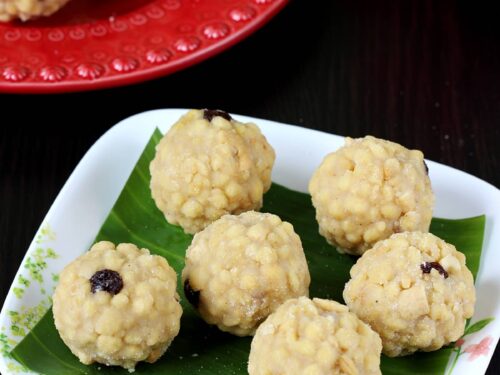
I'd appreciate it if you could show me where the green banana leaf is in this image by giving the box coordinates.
[11,129,485,375]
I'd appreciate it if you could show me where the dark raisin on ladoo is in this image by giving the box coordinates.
[184,279,200,308]
[420,262,448,279]
[90,269,124,295]
[423,160,429,175]
[203,109,232,122]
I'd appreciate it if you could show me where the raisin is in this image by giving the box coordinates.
[203,109,232,122]
[184,279,200,308]
[423,161,429,175]
[420,262,448,279]
[90,269,123,295]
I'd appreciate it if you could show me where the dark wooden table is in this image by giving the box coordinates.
[1,0,499,373]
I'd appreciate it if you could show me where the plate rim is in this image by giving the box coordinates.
[1,108,499,375]
[0,0,288,94]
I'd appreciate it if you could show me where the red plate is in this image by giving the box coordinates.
[0,0,287,93]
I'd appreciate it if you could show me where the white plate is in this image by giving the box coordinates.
[1,109,499,375]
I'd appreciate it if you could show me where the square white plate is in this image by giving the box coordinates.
[1,109,499,375]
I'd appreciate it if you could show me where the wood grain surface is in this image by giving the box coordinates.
[1,0,499,372]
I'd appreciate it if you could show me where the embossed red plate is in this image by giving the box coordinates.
[0,0,287,93]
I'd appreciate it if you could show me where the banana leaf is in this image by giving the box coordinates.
[11,129,485,374]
